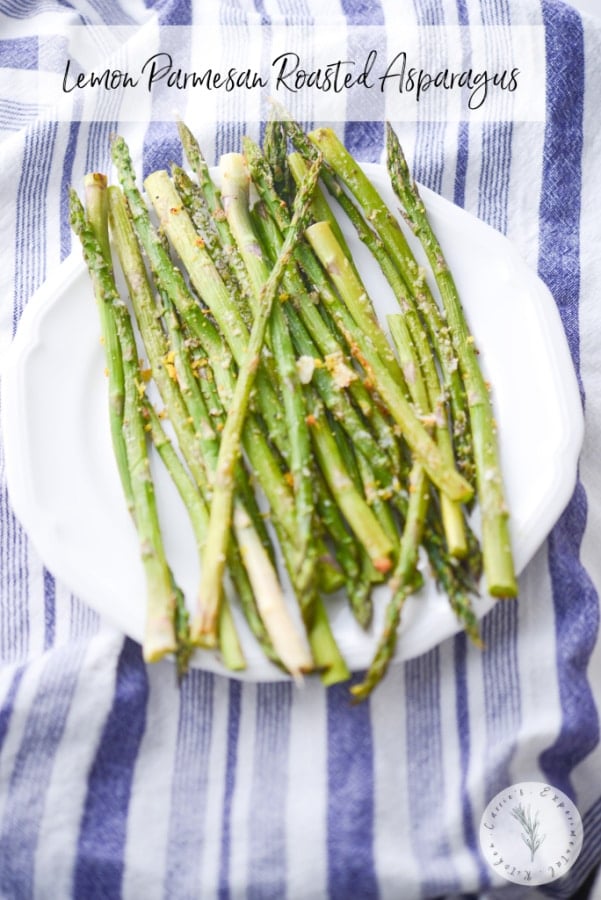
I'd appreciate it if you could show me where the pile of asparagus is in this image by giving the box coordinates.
[69,114,517,697]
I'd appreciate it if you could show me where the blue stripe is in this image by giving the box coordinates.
[412,0,446,192]
[218,679,242,900]
[216,120,245,160]
[542,485,599,793]
[480,0,510,26]
[163,669,215,898]
[83,0,139,25]
[414,121,446,193]
[0,123,61,665]
[253,0,271,147]
[343,121,384,165]
[453,121,469,207]
[141,9,190,179]
[453,0,471,204]
[0,37,37,68]
[450,109,488,889]
[247,682,292,899]
[570,800,601,889]
[0,642,87,897]
[146,0,192,26]
[0,98,39,131]
[414,0,445,26]
[143,119,183,187]
[477,122,513,233]
[538,0,599,799]
[326,675,378,900]
[43,567,55,650]
[253,0,270,26]
[0,666,25,751]
[74,638,149,897]
[342,0,384,157]
[456,0,469,25]
[453,634,490,888]
[141,38,187,167]
[537,2,585,386]
[60,120,81,260]
[13,121,57,334]
[220,0,249,27]
[481,600,521,798]
[3,514,24,659]
[274,0,312,21]
[0,0,56,18]
[464,17,521,807]
[0,478,29,661]
[70,593,101,640]
[85,120,115,175]
[405,649,459,895]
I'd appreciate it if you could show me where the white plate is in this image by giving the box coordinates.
[1,164,584,680]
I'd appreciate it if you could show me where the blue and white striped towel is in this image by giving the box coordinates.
[0,0,600,897]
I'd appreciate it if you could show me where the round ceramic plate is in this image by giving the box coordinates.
[1,164,584,679]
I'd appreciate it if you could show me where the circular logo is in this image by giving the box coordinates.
[479,781,583,887]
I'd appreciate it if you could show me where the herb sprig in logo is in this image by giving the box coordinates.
[511,802,546,862]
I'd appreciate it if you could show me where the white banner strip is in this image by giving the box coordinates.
[35,25,546,123]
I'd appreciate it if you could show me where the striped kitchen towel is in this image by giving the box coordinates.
[0,0,600,897]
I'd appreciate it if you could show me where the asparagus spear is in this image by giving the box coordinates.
[423,512,483,644]
[245,139,469,613]
[287,142,475,565]
[250,199,395,489]
[314,475,362,586]
[170,155,352,595]
[177,119,253,267]
[191,152,323,648]
[118,137,344,604]
[159,287,274,565]
[141,399,250,672]
[385,124,517,598]
[217,155,384,683]
[287,150,357,272]
[84,176,194,671]
[107,185,313,676]
[306,597,351,686]
[142,399,287,669]
[112,136,288,459]
[287,132,479,641]
[286,147,473,487]
[144,170,251,360]
[388,314,468,558]
[243,135,404,477]
[216,152,317,608]
[304,221,408,385]
[112,138,311,561]
[70,185,179,663]
[263,116,294,203]
[244,139,473,500]
[298,125,473,483]
[82,174,132,515]
[304,220,473,504]
[171,164,254,327]
[350,463,429,700]
[309,394,394,574]
[231,157,394,575]
[111,138,233,389]
[326,417,389,628]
